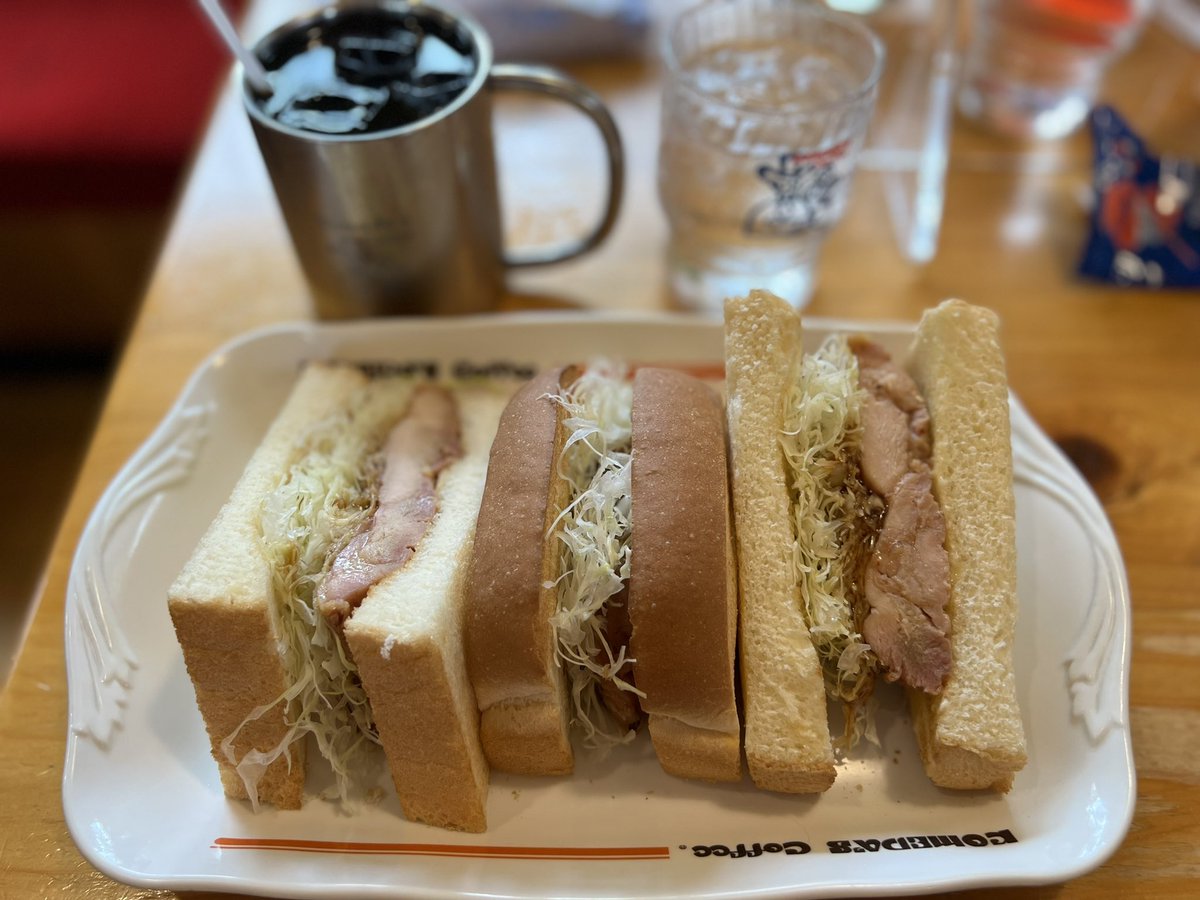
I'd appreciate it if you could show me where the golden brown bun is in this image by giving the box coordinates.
[629,368,741,782]
[463,368,576,775]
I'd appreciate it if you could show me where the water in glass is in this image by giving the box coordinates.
[657,1,883,311]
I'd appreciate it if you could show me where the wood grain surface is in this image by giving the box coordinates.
[2,1,1198,897]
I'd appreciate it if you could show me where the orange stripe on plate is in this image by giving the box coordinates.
[212,837,670,860]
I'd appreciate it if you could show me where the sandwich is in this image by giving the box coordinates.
[463,363,741,782]
[724,292,1027,793]
[168,362,511,832]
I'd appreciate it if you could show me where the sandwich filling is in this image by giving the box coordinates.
[782,336,953,743]
[547,363,644,749]
[224,375,458,808]
[318,386,462,626]
[781,336,880,711]
[849,339,951,694]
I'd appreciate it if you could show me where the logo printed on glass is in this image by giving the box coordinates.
[744,141,850,237]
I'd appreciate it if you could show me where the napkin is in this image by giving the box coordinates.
[1079,105,1200,288]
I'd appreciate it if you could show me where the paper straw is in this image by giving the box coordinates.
[196,0,274,95]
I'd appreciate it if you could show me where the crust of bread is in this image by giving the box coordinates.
[464,368,576,775]
[345,385,510,831]
[167,363,369,809]
[906,299,1028,792]
[629,368,741,782]
[647,716,742,782]
[477,700,573,775]
[724,291,836,793]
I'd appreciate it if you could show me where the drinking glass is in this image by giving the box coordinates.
[958,0,1153,141]
[657,0,884,311]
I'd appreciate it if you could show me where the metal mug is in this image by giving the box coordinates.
[243,0,625,318]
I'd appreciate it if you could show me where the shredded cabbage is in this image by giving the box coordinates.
[221,378,411,810]
[780,337,880,727]
[546,362,642,751]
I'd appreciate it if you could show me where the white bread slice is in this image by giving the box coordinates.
[724,291,836,793]
[906,299,1028,791]
[168,363,370,809]
[464,369,576,775]
[345,383,511,832]
[629,368,741,782]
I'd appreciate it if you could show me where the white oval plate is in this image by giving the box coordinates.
[62,312,1134,899]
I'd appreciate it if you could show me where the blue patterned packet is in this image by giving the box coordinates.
[1079,106,1200,288]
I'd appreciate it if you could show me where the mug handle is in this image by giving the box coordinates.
[490,64,625,267]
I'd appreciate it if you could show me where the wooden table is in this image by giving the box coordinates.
[3,1,1198,896]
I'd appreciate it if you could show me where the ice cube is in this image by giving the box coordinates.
[265,47,390,134]
[336,29,420,85]
[273,83,390,134]
[413,34,473,80]
[394,72,471,100]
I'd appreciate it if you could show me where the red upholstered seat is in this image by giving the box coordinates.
[1,0,245,208]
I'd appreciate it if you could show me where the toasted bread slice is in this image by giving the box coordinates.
[724,292,836,793]
[906,299,1028,791]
